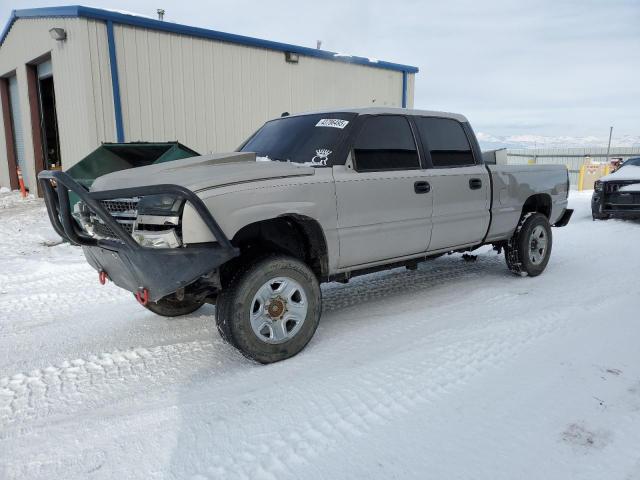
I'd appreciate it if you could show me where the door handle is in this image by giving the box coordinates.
[414,181,431,194]
[469,178,482,190]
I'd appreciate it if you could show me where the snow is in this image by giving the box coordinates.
[1,188,640,479]
[601,165,640,182]
[619,183,640,192]
[477,132,640,149]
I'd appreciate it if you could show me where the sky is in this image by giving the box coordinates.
[2,0,639,142]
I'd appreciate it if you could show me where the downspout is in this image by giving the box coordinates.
[401,71,407,108]
[106,20,124,142]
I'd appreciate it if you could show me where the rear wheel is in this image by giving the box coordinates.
[216,255,321,363]
[505,213,553,277]
[142,294,204,317]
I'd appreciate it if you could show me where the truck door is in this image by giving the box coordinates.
[333,115,433,268]
[413,117,490,251]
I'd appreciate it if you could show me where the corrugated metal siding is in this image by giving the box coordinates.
[406,73,415,108]
[114,24,407,152]
[506,147,640,186]
[0,17,117,190]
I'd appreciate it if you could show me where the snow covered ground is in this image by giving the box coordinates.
[1,188,639,479]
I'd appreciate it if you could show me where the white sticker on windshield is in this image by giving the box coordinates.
[316,118,349,129]
[311,149,332,166]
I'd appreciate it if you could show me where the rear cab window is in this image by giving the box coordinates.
[415,117,475,168]
[353,115,420,172]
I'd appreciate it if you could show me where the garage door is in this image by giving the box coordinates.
[8,75,28,187]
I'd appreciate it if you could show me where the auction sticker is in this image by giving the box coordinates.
[315,119,349,129]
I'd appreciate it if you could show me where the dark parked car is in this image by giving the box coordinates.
[592,157,640,220]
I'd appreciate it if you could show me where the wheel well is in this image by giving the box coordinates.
[223,215,328,282]
[521,193,551,219]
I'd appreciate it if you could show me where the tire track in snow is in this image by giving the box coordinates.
[0,340,239,430]
[0,289,126,335]
[190,308,570,480]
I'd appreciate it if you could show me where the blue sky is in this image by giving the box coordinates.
[3,0,639,140]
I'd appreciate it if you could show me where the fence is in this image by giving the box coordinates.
[505,147,640,187]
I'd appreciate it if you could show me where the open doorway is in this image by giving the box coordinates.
[36,61,61,170]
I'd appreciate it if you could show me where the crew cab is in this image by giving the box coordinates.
[39,108,573,363]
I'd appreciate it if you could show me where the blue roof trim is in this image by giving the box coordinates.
[106,19,124,142]
[1,6,419,74]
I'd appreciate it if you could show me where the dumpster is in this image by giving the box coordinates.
[67,142,199,189]
[65,142,199,208]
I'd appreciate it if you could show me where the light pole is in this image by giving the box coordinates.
[606,126,613,166]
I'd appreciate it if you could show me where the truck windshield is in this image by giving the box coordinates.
[239,113,356,166]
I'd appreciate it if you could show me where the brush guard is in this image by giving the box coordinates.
[38,170,239,303]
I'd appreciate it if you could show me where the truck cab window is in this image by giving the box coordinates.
[416,117,475,167]
[353,116,419,172]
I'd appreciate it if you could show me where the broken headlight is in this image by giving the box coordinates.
[133,194,185,248]
[137,194,184,216]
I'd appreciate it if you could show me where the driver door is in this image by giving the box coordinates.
[333,115,433,268]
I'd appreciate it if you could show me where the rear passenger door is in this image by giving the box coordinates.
[333,115,433,268]
[414,117,490,251]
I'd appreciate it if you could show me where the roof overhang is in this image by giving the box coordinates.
[0,5,419,74]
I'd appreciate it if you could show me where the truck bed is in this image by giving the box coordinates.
[485,164,570,242]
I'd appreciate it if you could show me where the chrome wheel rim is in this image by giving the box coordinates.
[529,225,548,264]
[249,277,308,344]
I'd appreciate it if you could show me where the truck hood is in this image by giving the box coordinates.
[599,165,640,182]
[90,152,315,192]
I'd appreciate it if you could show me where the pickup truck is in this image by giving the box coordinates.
[39,108,573,363]
[592,157,640,220]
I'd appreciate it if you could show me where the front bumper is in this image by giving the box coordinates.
[592,188,640,219]
[38,170,239,302]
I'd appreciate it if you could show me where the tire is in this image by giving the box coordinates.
[142,294,205,317]
[505,212,553,277]
[215,255,321,363]
[592,212,609,221]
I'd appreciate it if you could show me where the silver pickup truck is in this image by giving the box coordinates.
[39,108,572,363]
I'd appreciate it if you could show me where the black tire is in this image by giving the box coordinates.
[216,255,321,363]
[505,212,553,277]
[592,212,609,221]
[142,294,205,317]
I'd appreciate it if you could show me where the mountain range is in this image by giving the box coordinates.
[477,133,640,150]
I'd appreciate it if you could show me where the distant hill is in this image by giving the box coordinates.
[477,133,640,150]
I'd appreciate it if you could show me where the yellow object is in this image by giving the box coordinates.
[578,165,585,191]
[578,161,610,191]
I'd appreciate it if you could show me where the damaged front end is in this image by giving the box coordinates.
[38,170,238,303]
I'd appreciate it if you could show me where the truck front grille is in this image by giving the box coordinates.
[99,198,140,216]
[604,181,640,194]
[85,198,139,240]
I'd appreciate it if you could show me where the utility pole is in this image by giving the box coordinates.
[606,126,613,165]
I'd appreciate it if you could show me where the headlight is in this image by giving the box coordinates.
[137,194,184,216]
[594,180,603,192]
[133,229,182,248]
[134,194,185,248]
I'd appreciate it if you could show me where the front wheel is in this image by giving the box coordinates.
[216,255,321,363]
[505,212,553,277]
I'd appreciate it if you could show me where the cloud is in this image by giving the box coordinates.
[5,0,639,138]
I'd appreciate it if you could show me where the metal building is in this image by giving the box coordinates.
[0,6,418,194]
